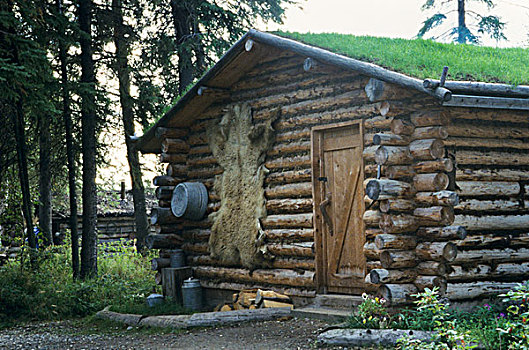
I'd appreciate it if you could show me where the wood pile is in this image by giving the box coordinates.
[214,289,294,312]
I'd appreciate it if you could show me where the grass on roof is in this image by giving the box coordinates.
[277,32,529,86]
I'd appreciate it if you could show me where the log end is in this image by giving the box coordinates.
[366,180,381,201]
[442,242,458,262]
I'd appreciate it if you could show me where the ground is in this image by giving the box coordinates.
[0,317,342,349]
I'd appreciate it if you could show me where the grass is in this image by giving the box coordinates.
[0,239,188,328]
[109,299,191,316]
[276,32,529,85]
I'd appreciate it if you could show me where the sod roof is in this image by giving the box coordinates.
[277,32,529,86]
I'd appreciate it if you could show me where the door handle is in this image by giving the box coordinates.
[319,194,333,236]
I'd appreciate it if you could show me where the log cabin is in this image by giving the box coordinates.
[135,30,529,306]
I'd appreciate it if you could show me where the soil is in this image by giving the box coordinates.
[0,317,346,349]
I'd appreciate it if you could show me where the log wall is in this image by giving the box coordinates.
[444,108,529,300]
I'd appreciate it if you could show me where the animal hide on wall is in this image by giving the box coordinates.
[206,103,278,270]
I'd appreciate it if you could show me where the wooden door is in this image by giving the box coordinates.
[312,121,365,294]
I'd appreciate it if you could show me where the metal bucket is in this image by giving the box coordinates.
[171,182,208,221]
[169,249,185,268]
[146,293,164,307]
[182,278,202,311]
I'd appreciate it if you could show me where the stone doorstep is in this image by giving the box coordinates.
[291,307,352,322]
[310,294,363,310]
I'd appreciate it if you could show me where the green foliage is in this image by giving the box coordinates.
[498,282,529,349]
[348,293,392,329]
[278,32,529,85]
[109,298,190,316]
[0,239,159,327]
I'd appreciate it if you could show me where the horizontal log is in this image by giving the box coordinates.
[160,153,186,164]
[267,140,310,157]
[385,165,414,179]
[416,226,467,240]
[445,282,521,300]
[456,149,529,166]
[265,182,312,199]
[363,146,378,163]
[370,269,417,284]
[413,173,449,192]
[264,154,310,170]
[193,266,315,288]
[161,138,189,154]
[364,115,394,130]
[155,186,174,200]
[188,132,208,146]
[380,214,418,233]
[411,126,448,141]
[265,198,313,214]
[265,169,311,184]
[261,214,313,229]
[415,191,459,207]
[448,262,529,281]
[366,228,383,240]
[413,206,455,226]
[445,137,529,150]
[375,234,417,250]
[187,166,223,179]
[363,242,381,260]
[453,248,529,264]
[380,250,417,269]
[145,234,183,249]
[457,181,520,197]
[453,215,529,231]
[416,261,447,276]
[155,127,188,139]
[275,128,311,143]
[408,139,445,160]
[372,133,409,146]
[266,242,314,258]
[181,229,210,242]
[379,199,415,213]
[271,257,315,270]
[375,146,412,165]
[455,234,510,249]
[413,159,453,174]
[456,168,529,182]
[363,210,382,227]
[150,207,179,225]
[151,258,171,271]
[166,164,188,177]
[454,199,524,212]
[264,229,314,242]
[377,284,418,305]
[414,276,446,295]
[365,179,413,201]
[410,110,449,127]
[182,242,209,254]
[391,119,415,136]
[187,156,217,167]
[188,145,211,156]
[447,123,529,139]
[199,280,316,298]
[415,242,457,262]
[153,176,183,187]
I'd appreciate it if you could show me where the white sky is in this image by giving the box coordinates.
[265,0,529,47]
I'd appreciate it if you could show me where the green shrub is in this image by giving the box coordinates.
[0,239,160,327]
[498,282,529,349]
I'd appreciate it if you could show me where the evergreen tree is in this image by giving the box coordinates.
[418,0,506,44]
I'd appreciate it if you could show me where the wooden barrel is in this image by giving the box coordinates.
[171,182,208,220]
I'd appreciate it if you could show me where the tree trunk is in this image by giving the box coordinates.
[458,0,467,44]
[2,0,35,250]
[79,0,98,279]
[38,115,53,246]
[170,0,193,93]
[112,0,150,253]
[58,0,79,278]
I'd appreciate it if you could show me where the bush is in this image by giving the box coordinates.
[0,239,159,327]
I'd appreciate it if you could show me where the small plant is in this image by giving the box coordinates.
[348,293,391,329]
[498,282,529,349]
[397,287,476,350]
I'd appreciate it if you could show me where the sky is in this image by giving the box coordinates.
[266,0,529,47]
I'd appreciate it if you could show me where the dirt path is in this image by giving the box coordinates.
[0,317,340,349]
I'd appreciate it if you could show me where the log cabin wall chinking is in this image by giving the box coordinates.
[135,30,529,305]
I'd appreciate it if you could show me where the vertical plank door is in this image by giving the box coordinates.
[312,121,365,294]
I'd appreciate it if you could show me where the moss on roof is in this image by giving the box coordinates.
[277,32,529,86]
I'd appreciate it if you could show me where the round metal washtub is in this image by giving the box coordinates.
[169,249,185,268]
[171,182,208,220]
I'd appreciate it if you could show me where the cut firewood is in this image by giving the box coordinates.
[220,304,233,312]
[260,300,294,309]
[255,289,291,305]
